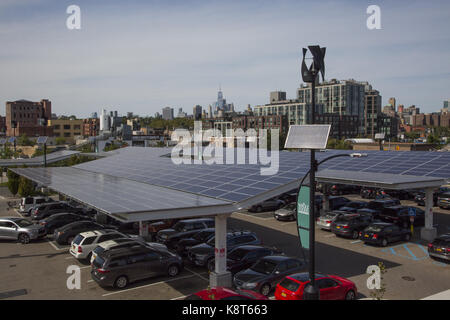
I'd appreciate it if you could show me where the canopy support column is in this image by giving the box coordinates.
[322,184,330,215]
[210,214,232,288]
[421,187,437,241]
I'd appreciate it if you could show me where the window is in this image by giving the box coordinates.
[275,261,288,273]
[74,125,81,130]
[108,258,128,267]
[64,132,71,137]
[82,237,96,245]
[0,221,16,228]
[317,278,338,289]
[63,125,71,130]
[54,125,60,130]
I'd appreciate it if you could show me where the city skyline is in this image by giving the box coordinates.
[1,0,449,117]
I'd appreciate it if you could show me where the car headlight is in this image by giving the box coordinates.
[243,282,258,289]
[195,253,208,260]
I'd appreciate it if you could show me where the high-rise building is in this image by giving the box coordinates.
[193,105,202,120]
[388,97,396,109]
[398,104,404,114]
[270,91,287,103]
[5,99,53,137]
[162,107,174,120]
[177,108,187,118]
[365,88,382,138]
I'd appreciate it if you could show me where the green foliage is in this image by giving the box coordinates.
[327,138,352,150]
[17,134,34,146]
[404,131,420,140]
[55,137,66,145]
[6,169,20,195]
[140,117,194,130]
[18,176,34,197]
[103,143,121,152]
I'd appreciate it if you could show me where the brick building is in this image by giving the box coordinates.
[5,99,53,137]
[83,118,100,136]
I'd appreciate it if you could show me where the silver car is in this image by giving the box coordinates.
[316,211,349,230]
[0,217,46,244]
[274,203,296,221]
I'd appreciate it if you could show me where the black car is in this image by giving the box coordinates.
[329,184,360,196]
[414,187,450,206]
[384,189,415,200]
[233,256,307,296]
[54,221,116,245]
[188,231,261,270]
[223,245,282,274]
[428,233,450,262]
[378,206,425,228]
[31,202,85,220]
[360,222,411,247]
[174,228,215,256]
[39,212,89,234]
[156,218,214,248]
[338,201,368,213]
[328,196,351,211]
[331,214,373,239]
[438,192,450,210]
[360,199,402,216]
[248,198,285,213]
[91,245,183,289]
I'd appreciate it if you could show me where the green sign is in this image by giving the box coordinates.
[297,186,310,249]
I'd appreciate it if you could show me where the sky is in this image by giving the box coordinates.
[0,0,449,118]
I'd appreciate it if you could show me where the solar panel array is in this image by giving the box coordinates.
[74,147,450,203]
[0,150,80,167]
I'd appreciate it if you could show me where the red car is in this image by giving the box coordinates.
[275,273,357,300]
[185,287,268,300]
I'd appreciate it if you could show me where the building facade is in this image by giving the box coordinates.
[83,118,100,137]
[48,119,84,142]
[5,99,53,137]
[162,107,174,120]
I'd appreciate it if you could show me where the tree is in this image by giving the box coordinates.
[6,169,20,195]
[55,137,66,145]
[18,176,34,197]
[17,134,34,146]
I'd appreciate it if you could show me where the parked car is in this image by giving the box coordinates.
[360,222,411,246]
[70,229,128,260]
[174,228,215,256]
[19,196,53,215]
[316,211,348,231]
[337,201,368,213]
[279,190,298,204]
[275,272,357,300]
[359,199,401,216]
[156,218,214,248]
[329,184,360,196]
[438,192,450,210]
[233,256,307,296]
[90,238,167,264]
[185,287,268,300]
[188,231,261,270]
[428,233,450,262]
[378,206,425,228]
[54,221,117,245]
[249,198,285,213]
[39,212,89,234]
[331,213,373,239]
[360,188,386,199]
[148,219,180,240]
[31,202,84,220]
[274,203,296,221]
[221,245,282,275]
[0,217,46,244]
[414,187,450,206]
[384,189,415,200]
[91,245,183,289]
[328,196,351,211]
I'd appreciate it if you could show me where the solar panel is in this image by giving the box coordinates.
[0,138,6,145]
[284,125,331,149]
[8,137,16,143]
[36,136,48,144]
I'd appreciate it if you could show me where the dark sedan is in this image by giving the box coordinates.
[233,256,307,296]
[378,206,425,228]
[156,218,214,249]
[428,233,450,261]
[39,212,89,234]
[174,228,215,256]
[223,245,282,275]
[360,222,411,246]
[338,201,368,213]
[53,221,116,245]
[331,214,373,239]
[249,198,285,213]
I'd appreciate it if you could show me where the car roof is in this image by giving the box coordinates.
[370,222,393,226]
[0,217,22,221]
[261,255,296,262]
[101,245,150,259]
[79,229,113,238]
[230,245,268,252]
[178,218,214,223]
[288,272,326,282]
[98,238,139,249]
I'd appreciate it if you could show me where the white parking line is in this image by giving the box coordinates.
[350,240,361,244]
[46,239,68,251]
[102,274,198,297]
[185,267,209,282]
[171,295,188,300]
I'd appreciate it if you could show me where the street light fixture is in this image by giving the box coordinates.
[37,136,48,167]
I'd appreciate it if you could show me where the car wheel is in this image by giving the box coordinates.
[381,238,388,247]
[18,233,30,244]
[345,290,356,300]
[352,231,359,239]
[404,233,411,241]
[114,276,128,289]
[256,206,263,213]
[207,258,215,272]
[86,252,92,262]
[67,236,74,245]
[167,264,180,277]
[260,283,271,296]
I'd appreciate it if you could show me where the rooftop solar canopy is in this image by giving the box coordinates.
[0,150,80,167]
[11,147,450,222]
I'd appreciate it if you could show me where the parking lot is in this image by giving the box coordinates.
[1,191,449,300]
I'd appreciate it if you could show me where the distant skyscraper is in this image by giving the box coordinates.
[162,107,174,120]
[398,104,404,113]
[91,112,98,119]
[208,105,213,118]
[388,97,396,109]
[444,100,449,109]
[193,105,202,120]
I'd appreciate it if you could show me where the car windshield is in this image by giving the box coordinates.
[365,225,383,232]
[283,203,296,210]
[367,202,384,210]
[250,260,277,275]
[193,231,213,242]
[279,278,301,292]
[72,234,84,245]
[92,255,105,268]
[14,219,33,227]
[228,248,249,261]
[173,222,187,232]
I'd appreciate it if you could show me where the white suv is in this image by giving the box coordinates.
[70,230,126,260]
